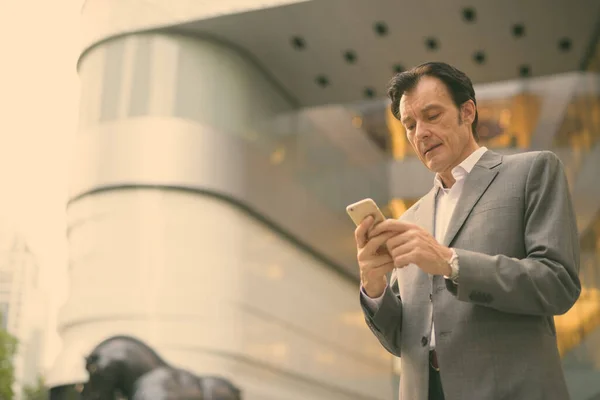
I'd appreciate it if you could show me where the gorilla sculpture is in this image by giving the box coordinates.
[80,335,241,400]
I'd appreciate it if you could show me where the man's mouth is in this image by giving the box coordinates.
[424,144,442,156]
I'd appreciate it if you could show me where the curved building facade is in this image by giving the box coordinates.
[48,25,393,400]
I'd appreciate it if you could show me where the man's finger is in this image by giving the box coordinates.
[360,254,394,270]
[369,219,417,237]
[392,250,417,268]
[362,232,395,255]
[386,231,413,252]
[355,215,374,248]
[389,239,417,260]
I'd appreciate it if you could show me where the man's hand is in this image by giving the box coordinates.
[369,219,453,276]
[355,216,395,298]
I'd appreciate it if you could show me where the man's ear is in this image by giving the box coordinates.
[460,100,476,126]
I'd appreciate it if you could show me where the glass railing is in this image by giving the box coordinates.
[242,109,390,214]
[347,90,543,160]
[552,74,600,183]
[241,72,600,227]
[560,211,600,363]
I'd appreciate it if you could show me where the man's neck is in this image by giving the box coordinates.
[438,173,455,189]
[438,142,480,188]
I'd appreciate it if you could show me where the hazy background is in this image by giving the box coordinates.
[0,0,81,371]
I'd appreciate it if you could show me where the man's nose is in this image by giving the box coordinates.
[415,123,430,140]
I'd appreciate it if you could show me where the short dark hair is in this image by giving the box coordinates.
[386,61,479,141]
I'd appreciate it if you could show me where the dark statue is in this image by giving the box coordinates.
[80,335,242,400]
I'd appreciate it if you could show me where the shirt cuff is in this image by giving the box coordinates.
[360,284,387,314]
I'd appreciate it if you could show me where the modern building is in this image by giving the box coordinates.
[0,225,47,399]
[48,0,600,399]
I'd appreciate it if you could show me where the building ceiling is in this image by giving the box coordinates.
[171,0,600,108]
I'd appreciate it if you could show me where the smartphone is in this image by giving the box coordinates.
[346,198,386,227]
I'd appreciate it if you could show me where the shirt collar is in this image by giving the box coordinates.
[433,146,488,189]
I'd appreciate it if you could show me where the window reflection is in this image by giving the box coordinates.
[376,93,542,160]
[553,90,600,181]
[253,111,390,213]
[557,211,600,359]
[478,93,541,149]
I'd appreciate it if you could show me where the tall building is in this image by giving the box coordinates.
[0,226,47,399]
[48,0,600,399]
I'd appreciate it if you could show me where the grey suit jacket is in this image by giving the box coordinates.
[361,150,581,400]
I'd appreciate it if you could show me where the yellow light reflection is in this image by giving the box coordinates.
[388,199,408,218]
[553,94,600,171]
[265,263,284,280]
[556,287,600,356]
[315,350,336,365]
[352,115,363,128]
[385,106,412,160]
[555,212,600,358]
[499,109,511,126]
[271,342,288,359]
[476,93,540,149]
[269,147,285,165]
[387,198,419,219]
[506,93,540,148]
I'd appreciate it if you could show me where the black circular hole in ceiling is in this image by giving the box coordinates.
[344,50,357,64]
[512,24,525,38]
[393,64,405,74]
[315,75,329,88]
[519,64,531,77]
[558,37,572,52]
[374,21,389,36]
[473,51,486,64]
[425,37,439,51]
[290,36,306,50]
[462,7,476,22]
[364,87,376,98]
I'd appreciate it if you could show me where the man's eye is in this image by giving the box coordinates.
[406,125,415,131]
[429,114,440,121]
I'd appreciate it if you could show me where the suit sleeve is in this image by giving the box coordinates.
[360,273,403,357]
[447,151,581,316]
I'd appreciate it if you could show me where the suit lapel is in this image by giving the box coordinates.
[414,187,437,236]
[398,187,437,287]
[442,151,503,247]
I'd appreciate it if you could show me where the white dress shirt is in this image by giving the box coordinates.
[361,146,488,349]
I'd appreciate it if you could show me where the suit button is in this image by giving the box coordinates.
[421,336,428,347]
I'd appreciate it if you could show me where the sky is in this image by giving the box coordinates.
[0,1,82,370]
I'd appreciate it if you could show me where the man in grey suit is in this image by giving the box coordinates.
[356,62,581,400]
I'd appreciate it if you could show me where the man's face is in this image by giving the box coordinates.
[399,76,476,175]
